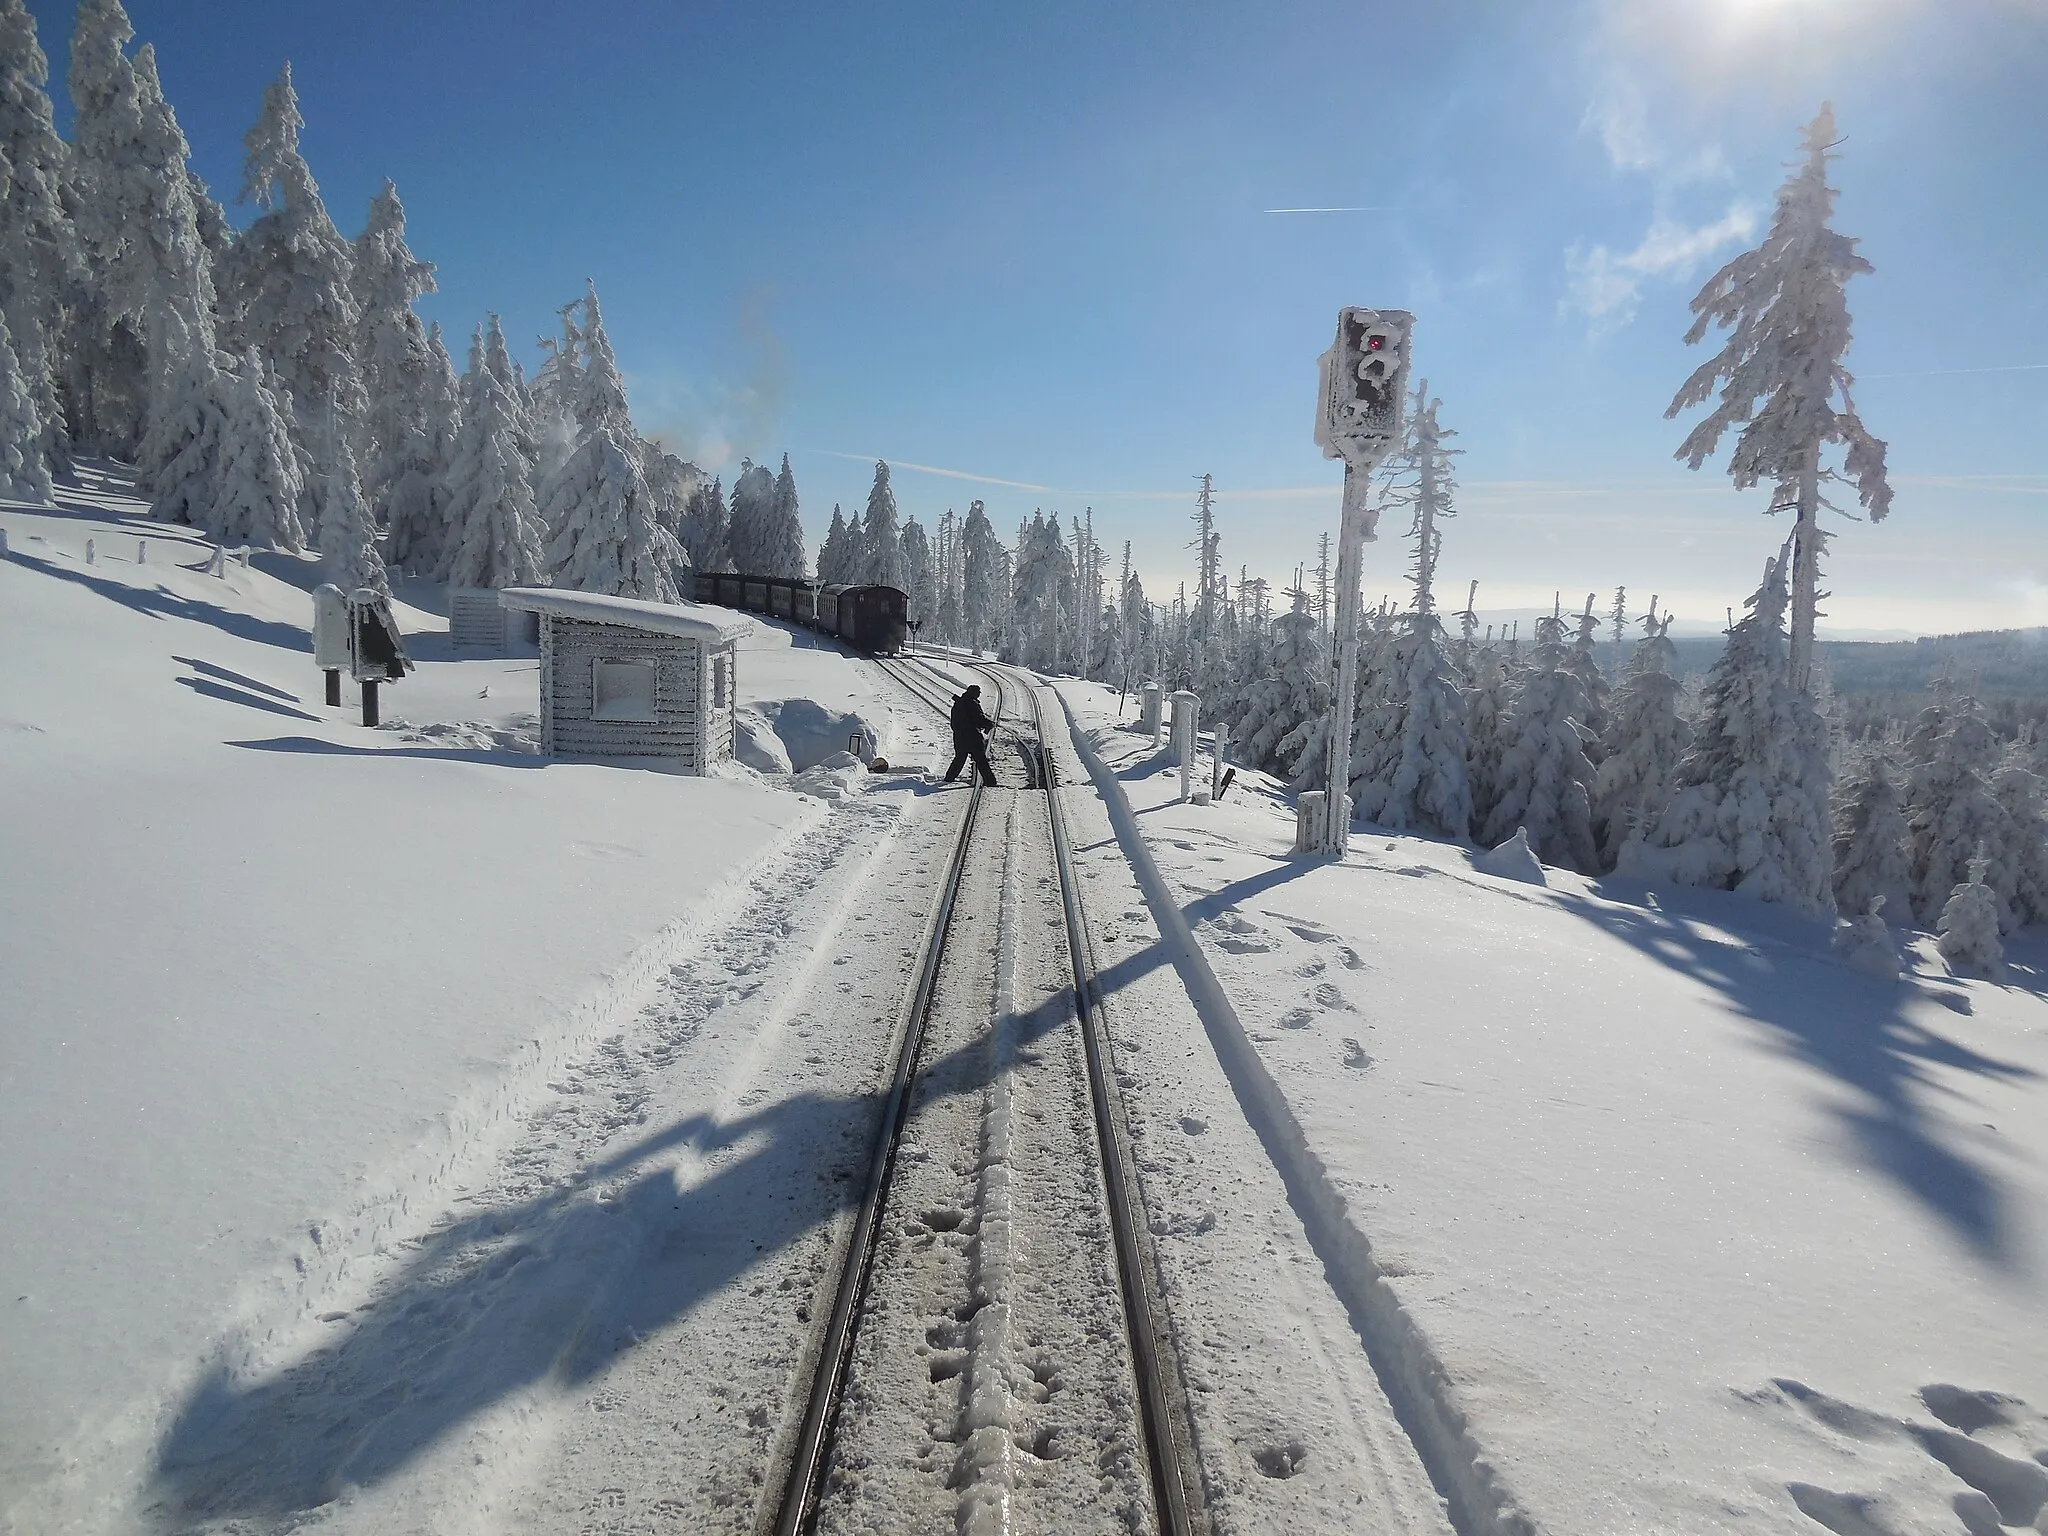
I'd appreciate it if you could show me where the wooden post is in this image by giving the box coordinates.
[361,679,379,727]
[326,670,341,707]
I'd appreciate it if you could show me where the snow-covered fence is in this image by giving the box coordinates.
[500,588,746,774]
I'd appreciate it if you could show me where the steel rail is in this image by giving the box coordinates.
[767,658,1008,1536]
[958,657,1205,1536]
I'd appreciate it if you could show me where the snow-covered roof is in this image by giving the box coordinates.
[498,588,749,644]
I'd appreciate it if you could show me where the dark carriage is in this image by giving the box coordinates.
[691,573,907,654]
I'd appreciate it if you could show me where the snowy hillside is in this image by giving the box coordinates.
[1053,677,2048,1536]
[0,482,927,1529]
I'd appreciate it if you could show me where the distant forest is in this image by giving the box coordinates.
[1668,629,2048,742]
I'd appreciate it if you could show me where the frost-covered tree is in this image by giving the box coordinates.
[961,499,1004,653]
[860,459,904,588]
[436,318,543,590]
[1903,686,2013,929]
[313,404,388,597]
[1831,749,1915,928]
[1937,851,2004,979]
[640,444,699,573]
[539,287,681,599]
[1991,746,2048,930]
[679,473,730,574]
[1564,594,1611,747]
[723,458,774,574]
[1668,102,1892,692]
[1592,601,1689,868]
[351,180,437,532]
[1010,511,1077,672]
[901,515,936,627]
[211,350,305,551]
[1481,606,1599,871]
[144,341,229,526]
[758,452,807,579]
[220,63,361,482]
[383,320,460,575]
[818,502,853,584]
[1625,548,1834,914]
[0,0,78,473]
[1463,640,1515,839]
[0,303,50,501]
[64,0,157,454]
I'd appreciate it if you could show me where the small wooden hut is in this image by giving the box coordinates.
[498,588,746,772]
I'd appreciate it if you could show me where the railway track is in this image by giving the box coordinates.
[765,653,1203,1536]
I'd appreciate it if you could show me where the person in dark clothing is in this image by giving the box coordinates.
[945,684,999,786]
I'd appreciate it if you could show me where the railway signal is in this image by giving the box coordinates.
[1310,306,1414,856]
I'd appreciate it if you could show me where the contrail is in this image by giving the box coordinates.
[1263,205,1392,214]
[1860,362,2048,380]
[812,450,1056,493]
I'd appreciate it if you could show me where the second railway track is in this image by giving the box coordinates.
[767,654,1204,1536]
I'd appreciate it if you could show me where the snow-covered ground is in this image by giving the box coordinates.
[0,481,927,1531]
[1054,676,2048,1536]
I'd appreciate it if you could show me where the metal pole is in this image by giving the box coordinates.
[1320,460,1377,854]
[361,679,379,727]
[325,669,341,707]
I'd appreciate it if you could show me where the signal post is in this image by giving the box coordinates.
[1312,307,1413,856]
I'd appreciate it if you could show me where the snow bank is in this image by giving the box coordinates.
[1055,676,2048,1536]
[0,496,903,1525]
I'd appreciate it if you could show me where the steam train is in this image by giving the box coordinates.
[692,572,909,655]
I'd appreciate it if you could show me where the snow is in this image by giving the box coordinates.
[497,584,746,644]
[1055,674,2048,1536]
[0,484,929,1528]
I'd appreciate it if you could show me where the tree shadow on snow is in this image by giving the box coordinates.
[1558,884,2038,1271]
[228,735,548,769]
[6,549,310,653]
[144,995,1075,1526]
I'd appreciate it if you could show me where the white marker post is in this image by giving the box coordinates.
[1312,307,1414,856]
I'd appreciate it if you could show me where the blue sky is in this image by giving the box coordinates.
[39,0,2048,636]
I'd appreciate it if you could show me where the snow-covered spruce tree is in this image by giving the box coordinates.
[1565,594,1611,746]
[679,474,730,574]
[934,511,965,646]
[351,180,437,535]
[1463,638,1516,839]
[818,503,852,584]
[759,452,807,579]
[436,319,543,590]
[1479,605,1599,871]
[313,404,388,597]
[860,459,903,588]
[1991,745,2048,930]
[901,516,935,628]
[1903,686,2014,929]
[640,444,699,571]
[539,287,682,600]
[723,458,773,574]
[1937,851,2005,980]
[220,63,361,502]
[0,0,79,475]
[960,499,1005,654]
[211,350,305,551]
[0,300,51,501]
[1349,383,1472,839]
[1625,548,1835,914]
[1668,102,1892,693]
[64,0,158,455]
[144,340,230,526]
[383,320,461,575]
[1592,600,1689,869]
[526,300,581,488]
[1010,512,1078,673]
[1831,748,1915,929]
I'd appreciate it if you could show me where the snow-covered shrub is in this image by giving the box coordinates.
[1937,854,2005,980]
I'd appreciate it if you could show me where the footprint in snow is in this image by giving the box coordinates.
[1312,982,1355,1013]
[1342,1039,1372,1070]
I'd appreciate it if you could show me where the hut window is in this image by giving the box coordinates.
[592,659,658,721]
[712,654,730,709]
